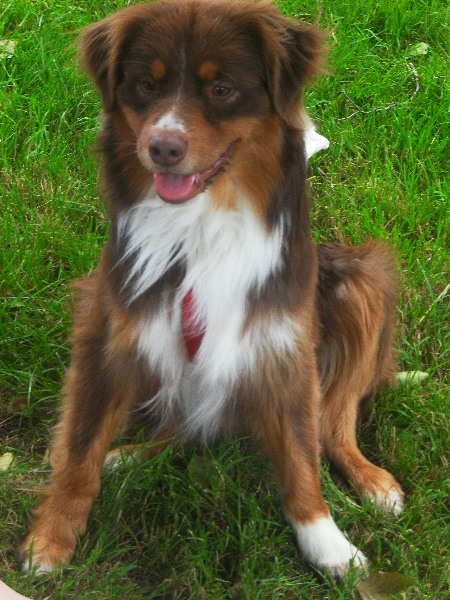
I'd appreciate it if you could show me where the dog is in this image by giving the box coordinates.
[20,0,405,579]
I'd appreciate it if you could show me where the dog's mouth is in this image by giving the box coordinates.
[154,147,231,203]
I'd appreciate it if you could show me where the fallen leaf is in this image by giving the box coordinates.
[0,39,16,57]
[396,371,429,385]
[407,42,429,57]
[10,395,28,413]
[41,448,50,465]
[188,455,214,489]
[357,572,415,599]
[0,452,14,471]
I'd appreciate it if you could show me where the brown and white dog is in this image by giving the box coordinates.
[21,0,405,578]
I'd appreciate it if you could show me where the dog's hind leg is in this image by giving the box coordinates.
[321,385,405,516]
[317,242,405,516]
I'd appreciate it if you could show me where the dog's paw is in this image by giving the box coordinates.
[291,515,368,579]
[321,545,367,580]
[361,469,405,517]
[21,557,55,575]
[367,485,405,517]
[103,448,135,470]
[19,535,73,575]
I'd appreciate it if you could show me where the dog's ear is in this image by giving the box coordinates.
[260,12,327,120]
[78,15,121,111]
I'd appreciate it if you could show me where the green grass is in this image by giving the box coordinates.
[1,0,448,598]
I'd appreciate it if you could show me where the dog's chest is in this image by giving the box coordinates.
[134,287,301,439]
[118,191,299,436]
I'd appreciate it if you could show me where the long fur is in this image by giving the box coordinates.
[21,0,404,579]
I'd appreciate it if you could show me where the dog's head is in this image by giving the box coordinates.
[79,0,326,207]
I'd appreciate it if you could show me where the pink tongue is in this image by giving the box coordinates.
[154,172,197,203]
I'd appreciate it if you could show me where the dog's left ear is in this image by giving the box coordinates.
[261,12,327,119]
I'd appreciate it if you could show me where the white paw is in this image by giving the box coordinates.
[291,515,368,578]
[103,449,136,470]
[20,546,58,575]
[368,486,405,516]
[22,559,55,575]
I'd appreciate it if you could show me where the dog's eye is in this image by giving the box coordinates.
[212,85,231,97]
[207,82,236,101]
[137,78,156,93]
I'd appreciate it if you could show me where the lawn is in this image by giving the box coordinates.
[0,0,448,598]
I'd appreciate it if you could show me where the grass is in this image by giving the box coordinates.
[0,0,448,598]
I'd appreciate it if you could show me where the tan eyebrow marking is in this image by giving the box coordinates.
[150,59,166,80]
[198,60,219,81]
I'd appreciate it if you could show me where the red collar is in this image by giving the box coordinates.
[182,289,205,362]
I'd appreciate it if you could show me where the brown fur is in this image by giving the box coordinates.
[20,0,403,576]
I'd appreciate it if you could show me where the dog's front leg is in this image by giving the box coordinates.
[19,353,137,573]
[249,370,367,579]
[19,287,145,573]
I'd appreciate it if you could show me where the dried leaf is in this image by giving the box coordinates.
[357,572,415,599]
[41,448,50,466]
[0,452,14,471]
[407,42,429,56]
[10,395,28,413]
[188,455,214,488]
[396,371,429,385]
[0,39,16,57]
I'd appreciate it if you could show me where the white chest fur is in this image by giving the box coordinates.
[117,190,301,439]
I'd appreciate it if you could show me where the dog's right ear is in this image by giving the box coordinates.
[78,15,119,111]
[262,19,327,121]
[254,5,327,122]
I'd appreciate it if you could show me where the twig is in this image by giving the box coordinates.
[336,61,420,121]
[418,282,450,325]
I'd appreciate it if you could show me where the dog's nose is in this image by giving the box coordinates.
[149,133,187,167]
